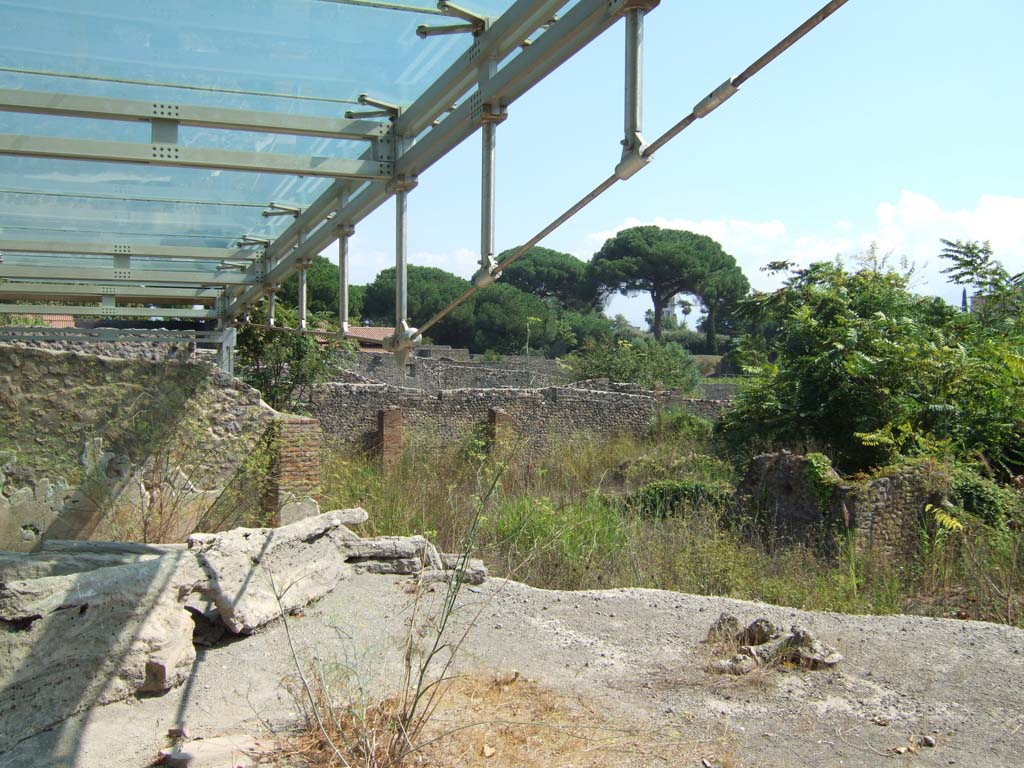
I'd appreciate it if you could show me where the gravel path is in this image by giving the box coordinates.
[7,573,1023,767]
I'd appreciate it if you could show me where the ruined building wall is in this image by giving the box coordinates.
[0,345,316,551]
[303,381,729,450]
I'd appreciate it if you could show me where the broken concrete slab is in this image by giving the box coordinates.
[0,552,204,754]
[187,513,355,635]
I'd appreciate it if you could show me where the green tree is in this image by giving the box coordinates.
[499,246,594,310]
[362,265,474,347]
[586,226,747,342]
[723,253,1024,474]
[468,283,554,354]
[275,255,365,322]
[236,302,351,410]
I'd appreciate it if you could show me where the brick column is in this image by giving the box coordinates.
[377,408,403,470]
[488,407,513,452]
[265,416,322,525]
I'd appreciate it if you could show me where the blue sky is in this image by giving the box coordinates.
[326,0,1024,326]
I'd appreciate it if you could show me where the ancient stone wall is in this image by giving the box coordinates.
[0,327,195,362]
[0,345,317,550]
[736,452,949,561]
[302,381,726,450]
[341,350,566,392]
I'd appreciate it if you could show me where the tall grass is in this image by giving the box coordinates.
[320,429,1024,626]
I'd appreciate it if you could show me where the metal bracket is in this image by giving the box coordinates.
[386,175,418,194]
[608,0,660,16]
[262,202,302,218]
[384,318,421,367]
[236,235,271,247]
[345,94,401,121]
[337,223,356,238]
[479,103,507,125]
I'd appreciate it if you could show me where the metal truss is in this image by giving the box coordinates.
[3,0,847,375]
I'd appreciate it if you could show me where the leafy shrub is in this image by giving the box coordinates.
[627,478,732,518]
[565,338,702,392]
[950,468,1021,526]
[649,408,713,444]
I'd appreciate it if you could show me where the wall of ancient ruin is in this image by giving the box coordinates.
[0,345,313,551]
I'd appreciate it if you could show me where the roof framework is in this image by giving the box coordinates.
[0,0,851,374]
[0,0,650,371]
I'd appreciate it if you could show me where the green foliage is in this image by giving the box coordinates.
[626,478,732,518]
[723,250,1024,475]
[648,407,714,444]
[236,302,352,410]
[498,246,594,311]
[565,338,702,392]
[949,468,1021,526]
[804,452,838,513]
[273,255,366,323]
[586,226,749,345]
[362,265,474,347]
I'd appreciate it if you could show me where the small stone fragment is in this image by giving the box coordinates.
[167,723,190,739]
[706,613,740,644]
[737,617,777,646]
[921,735,937,747]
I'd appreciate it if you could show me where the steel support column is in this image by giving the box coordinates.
[394,190,408,330]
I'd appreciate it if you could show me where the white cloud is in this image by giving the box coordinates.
[581,191,1024,326]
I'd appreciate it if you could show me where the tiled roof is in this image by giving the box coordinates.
[20,314,76,328]
[346,326,394,343]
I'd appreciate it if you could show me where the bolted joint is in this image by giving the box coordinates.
[384,319,421,367]
[609,0,660,17]
[479,104,508,125]
[614,135,650,180]
[337,223,355,238]
[386,175,418,194]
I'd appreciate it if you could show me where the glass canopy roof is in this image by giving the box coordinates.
[0,0,519,247]
[0,0,635,361]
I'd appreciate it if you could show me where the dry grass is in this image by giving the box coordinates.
[278,671,735,768]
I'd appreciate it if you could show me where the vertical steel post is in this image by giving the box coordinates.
[297,229,307,330]
[267,291,276,326]
[338,230,350,333]
[480,120,496,266]
[624,8,643,148]
[395,190,408,330]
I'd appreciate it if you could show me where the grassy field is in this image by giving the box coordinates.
[319,424,1023,627]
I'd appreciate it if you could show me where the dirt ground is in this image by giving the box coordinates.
[6,573,1023,767]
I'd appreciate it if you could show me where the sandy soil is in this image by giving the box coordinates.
[6,573,1023,767]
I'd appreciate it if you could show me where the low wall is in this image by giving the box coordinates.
[342,350,566,392]
[303,381,729,450]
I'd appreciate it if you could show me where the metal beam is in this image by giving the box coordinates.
[0,88,389,140]
[0,263,255,285]
[0,135,394,179]
[0,238,256,262]
[0,304,218,319]
[0,282,221,304]
[227,0,586,317]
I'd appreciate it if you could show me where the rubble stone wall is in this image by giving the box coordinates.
[341,350,566,392]
[736,452,948,561]
[303,382,728,450]
[0,345,314,551]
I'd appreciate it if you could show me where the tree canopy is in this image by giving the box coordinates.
[498,246,594,310]
[585,226,748,345]
[276,255,364,322]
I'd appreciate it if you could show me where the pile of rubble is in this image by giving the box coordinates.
[705,613,843,675]
[0,510,485,753]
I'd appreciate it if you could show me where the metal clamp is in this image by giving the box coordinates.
[609,0,660,16]
[386,175,418,194]
[693,77,739,118]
